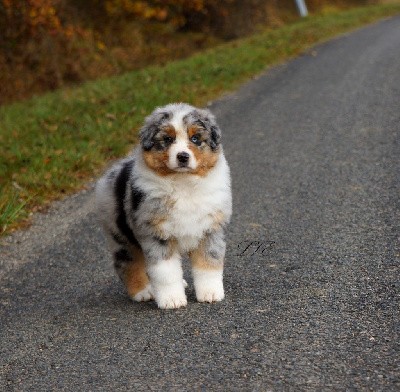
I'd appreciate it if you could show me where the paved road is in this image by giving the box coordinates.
[1,16,399,391]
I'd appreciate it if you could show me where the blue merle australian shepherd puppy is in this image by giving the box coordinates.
[95,103,232,309]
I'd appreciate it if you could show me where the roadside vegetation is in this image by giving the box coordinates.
[0,0,390,105]
[1,2,400,235]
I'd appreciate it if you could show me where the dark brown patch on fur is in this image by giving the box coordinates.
[122,245,150,297]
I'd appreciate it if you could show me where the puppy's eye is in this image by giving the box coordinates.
[190,134,202,146]
[163,136,174,144]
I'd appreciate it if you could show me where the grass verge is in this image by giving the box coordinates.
[1,3,400,236]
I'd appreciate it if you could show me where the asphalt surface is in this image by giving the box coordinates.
[1,16,399,391]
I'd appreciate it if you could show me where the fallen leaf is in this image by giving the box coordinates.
[105,113,117,121]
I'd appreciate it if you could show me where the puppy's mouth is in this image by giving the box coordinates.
[173,165,192,172]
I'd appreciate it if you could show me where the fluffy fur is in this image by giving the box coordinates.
[95,103,232,309]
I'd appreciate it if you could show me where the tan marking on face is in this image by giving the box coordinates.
[189,240,224,271]
[142,125,177,176]
[189,144,219,176]
[187,125,220,176]
[163,125,176,138]
[121,245,149,297]
[143,150,174,176]
[187,125,202,138]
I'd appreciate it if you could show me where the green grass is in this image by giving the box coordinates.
[0,193,29,234]
[1,3,400,235]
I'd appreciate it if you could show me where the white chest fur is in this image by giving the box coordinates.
[163,175,228,245]
[134,149,232,251]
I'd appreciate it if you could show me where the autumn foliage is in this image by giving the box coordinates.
[0,0,373,104]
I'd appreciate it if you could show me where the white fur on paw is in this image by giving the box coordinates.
[193,269,224,303]
[147,255,186,309]
[132,284,154,302]
[154,284,187,309]
[182,279,188,288]
[196,286,225,303]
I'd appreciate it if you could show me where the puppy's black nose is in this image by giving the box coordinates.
[177,152,190,164]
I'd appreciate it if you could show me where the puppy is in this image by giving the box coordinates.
[95,103,232,309]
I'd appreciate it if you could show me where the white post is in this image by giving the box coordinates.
[295,0,308,17]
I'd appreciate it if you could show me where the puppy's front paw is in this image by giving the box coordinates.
[193,269,224,303]
[131,284,154,302]
[196,284,224,303]
[154,283,187,309]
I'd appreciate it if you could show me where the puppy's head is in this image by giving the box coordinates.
[140,103,222,176]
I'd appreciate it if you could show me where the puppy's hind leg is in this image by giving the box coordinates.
[190,229,226,303]
[114,244,153,302]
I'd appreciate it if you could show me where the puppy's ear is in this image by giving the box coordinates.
[209,124,222,151]
[194,109,222,151]
[139,123,156,151]
[139,111,170,151]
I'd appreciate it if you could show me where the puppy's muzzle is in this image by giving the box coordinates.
[177,152,190,167]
